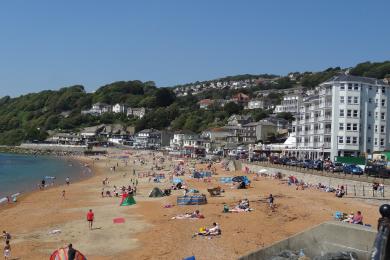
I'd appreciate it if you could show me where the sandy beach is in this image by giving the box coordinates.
[0,149,382,260]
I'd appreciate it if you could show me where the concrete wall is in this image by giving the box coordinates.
[239,221,376,260]
[20,143,87,152]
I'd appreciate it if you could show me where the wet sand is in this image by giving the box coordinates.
[0,150,381,260]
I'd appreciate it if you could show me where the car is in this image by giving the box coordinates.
[303,159,314,168]
[343,164,363,175]
[329,162,344,172]
[365,164,390,178]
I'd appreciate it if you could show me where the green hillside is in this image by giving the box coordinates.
[0,61,389,145]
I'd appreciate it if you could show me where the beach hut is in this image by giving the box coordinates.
[50,247,87,260]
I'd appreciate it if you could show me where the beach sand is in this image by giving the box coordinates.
[0,150,381,260]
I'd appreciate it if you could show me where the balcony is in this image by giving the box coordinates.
[324,128,332,134]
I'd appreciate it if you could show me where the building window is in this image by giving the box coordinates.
[375,125,378,133]
[369,85,372,90]
[381,139,385,146]
[346,123,351,131]
[382,99,386,107]
[353,97,358,104]
[368,137,371,143]
[382,112,385,120]
[340,96,345,104]
[381,125,385,133]
[346,136,351,144]
[354,84,359,90]
[340,109,344,117]
[347,110,352,117]
[347,96,352,104]
[368,124,371,130]
[352,137,358,144]
[382,87,386,94]
[369,98,372,103]
[353,123,358,131]
[375,138,378,145]
[376,99,378,105]
[340,85,345,90]
[375,112,378,119]
[338,136,344,144]
[348,84,352,90]
[368,111,372,117]
[376,87,379,93]
[339,123,344,131]
[353,110,358,118]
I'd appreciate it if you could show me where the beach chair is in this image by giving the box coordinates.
[334,211,343,220]
[207,187,221,196]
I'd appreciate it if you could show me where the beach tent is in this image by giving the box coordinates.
[50,247,87,260]
[172,177,183,184]
[120,193,136,206]
[149,187,164,197]
[232,176,251,186]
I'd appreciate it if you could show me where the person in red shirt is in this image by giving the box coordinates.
[86,209,94,230]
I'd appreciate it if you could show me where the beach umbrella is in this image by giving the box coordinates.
[50,247,87,260]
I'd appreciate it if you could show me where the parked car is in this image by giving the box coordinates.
[302,159,314,168]
[365,164,390,178]
[329,162,344,173]
[343,164,363,175]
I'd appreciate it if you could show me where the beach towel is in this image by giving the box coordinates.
[220,177,233,183]
[113,218,125,224]
[183,256,196,260]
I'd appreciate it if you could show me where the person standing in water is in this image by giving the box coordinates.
[66,177,70,186]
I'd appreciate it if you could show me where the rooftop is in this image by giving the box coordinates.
[324,74,387,85]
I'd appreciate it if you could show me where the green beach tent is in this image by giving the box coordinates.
[120,195,136,206]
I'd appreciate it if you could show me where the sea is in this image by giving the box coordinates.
[0,153,92,200]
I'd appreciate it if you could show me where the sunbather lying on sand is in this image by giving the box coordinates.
[228,199,252,212]
[172,210,204,219]
[194,222,221,236]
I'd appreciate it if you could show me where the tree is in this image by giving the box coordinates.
[276,112,295,122]
[155,88,175,107]
[224,102,241,115]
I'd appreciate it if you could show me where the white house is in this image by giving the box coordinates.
[112,103,127,114]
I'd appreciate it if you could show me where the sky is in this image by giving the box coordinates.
[0,1,389,97]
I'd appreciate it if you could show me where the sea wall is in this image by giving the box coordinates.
[239,221,376,260]
[241,161,390,198]
[19,143,87,152]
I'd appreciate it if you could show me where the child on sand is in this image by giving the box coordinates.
[3,240,11,260]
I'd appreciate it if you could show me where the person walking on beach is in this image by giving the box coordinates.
[2,231,10,242]
[66,177,70,186]
[62,190,66,199]
[68,243,76,260]
[41,179,46,190]
[87,209,94,230]
[3,240,11,260]
[268,194,274,211]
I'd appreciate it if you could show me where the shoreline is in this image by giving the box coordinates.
[0,154,94,209]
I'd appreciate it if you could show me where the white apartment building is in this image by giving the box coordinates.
[274,93,303,114]
[287,75,390,160]
[246,99,264,110]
